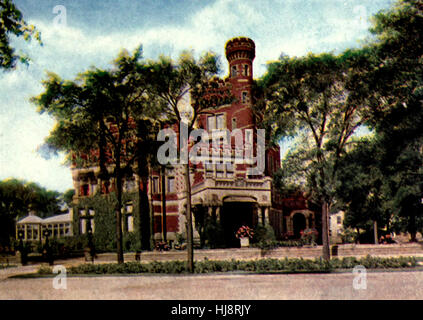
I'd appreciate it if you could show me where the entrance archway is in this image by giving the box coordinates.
[221,202,254,248]
[293,212,306,239]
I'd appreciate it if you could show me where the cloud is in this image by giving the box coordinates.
[0,0,392,192]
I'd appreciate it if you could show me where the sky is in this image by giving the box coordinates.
[0,0,395,193]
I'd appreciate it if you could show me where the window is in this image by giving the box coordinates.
[232,117,237,129]
[205,162,213,177]
[152,177,160,193]
[226,162,234,178]
[216,162,224,178]
[216,114,224,129]
[80,219,85,234]
[167,177,175,193]
[244,65,249,76]
[125,179,135,191]
[81,184,89,196]
[337,216,342,224]
[207,116,216,131]
[242,92,248,104]
[207,114,225,131]
[231,65,237,77]
[127,215,134,232]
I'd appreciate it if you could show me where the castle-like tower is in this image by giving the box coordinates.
[224,37,255,131]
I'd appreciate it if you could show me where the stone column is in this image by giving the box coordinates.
[264,207,270,225]
[215,206,221,223]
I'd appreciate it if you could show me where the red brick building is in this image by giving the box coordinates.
[71,37,318,248]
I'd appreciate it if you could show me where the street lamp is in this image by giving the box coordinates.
[17,230,27,266]
[87,227,95,263]
[42,228,53,266]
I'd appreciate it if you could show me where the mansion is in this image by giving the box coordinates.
[69,37,321,248]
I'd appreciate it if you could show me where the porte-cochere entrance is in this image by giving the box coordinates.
[221,202,256,248]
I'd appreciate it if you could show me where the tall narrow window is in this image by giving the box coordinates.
[167,177,175,193]
[207,116,216,131]
[152,177,160,193]
[216,114,225,129]
[231,65,237,77]
[242,92,248,104]
[244,64,249,76]
[127,215,134,232]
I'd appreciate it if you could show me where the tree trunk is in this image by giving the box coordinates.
[409,214,417,242]
[356,227,360,244]
[321,201,330,261]
[161,166,167,243]
[184,163,194,273]
[149,174,155,249]
[373,220,378,244]
[139,176,151,251]
[115,163,124,264]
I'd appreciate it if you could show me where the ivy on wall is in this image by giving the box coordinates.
[72,192,143,252]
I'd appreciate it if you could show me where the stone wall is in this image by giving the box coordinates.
[96,243,423,263]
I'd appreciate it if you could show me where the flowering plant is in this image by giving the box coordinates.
[235,226,254,239]
[300,228,319,245]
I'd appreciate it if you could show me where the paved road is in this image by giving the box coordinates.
[0,268,422,300]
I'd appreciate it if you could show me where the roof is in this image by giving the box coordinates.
[17,213,72,225]
[17,215,44,224]
[42,213,72,224]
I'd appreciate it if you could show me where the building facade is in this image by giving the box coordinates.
[70,37,320,248]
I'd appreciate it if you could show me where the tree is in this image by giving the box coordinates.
[0,0,41,70]
[33,46,161,263]
[147,51,231,272]
[334,138,393,243]
[0,178,62,246]
[261,50,375,260]
[360,0,423,240]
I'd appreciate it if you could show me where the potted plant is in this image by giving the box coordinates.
[235,226,254,247]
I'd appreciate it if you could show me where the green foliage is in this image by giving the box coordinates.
[0,0,42,70]
[73,192,142,253]
[251,239,303,250]
[252,224,276,243]
[37,255,418,275]
[0,178,63,246]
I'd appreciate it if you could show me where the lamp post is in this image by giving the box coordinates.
[87,227,95,263]
[43,228,53,266]
[17,230,27,266]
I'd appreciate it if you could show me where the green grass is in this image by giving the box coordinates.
[35,255,418,276]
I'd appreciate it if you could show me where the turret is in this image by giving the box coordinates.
[225,37,255,81]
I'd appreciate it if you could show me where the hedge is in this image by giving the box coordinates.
[37,255,418,275]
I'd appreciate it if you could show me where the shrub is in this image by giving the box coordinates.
[36,255,419,276]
